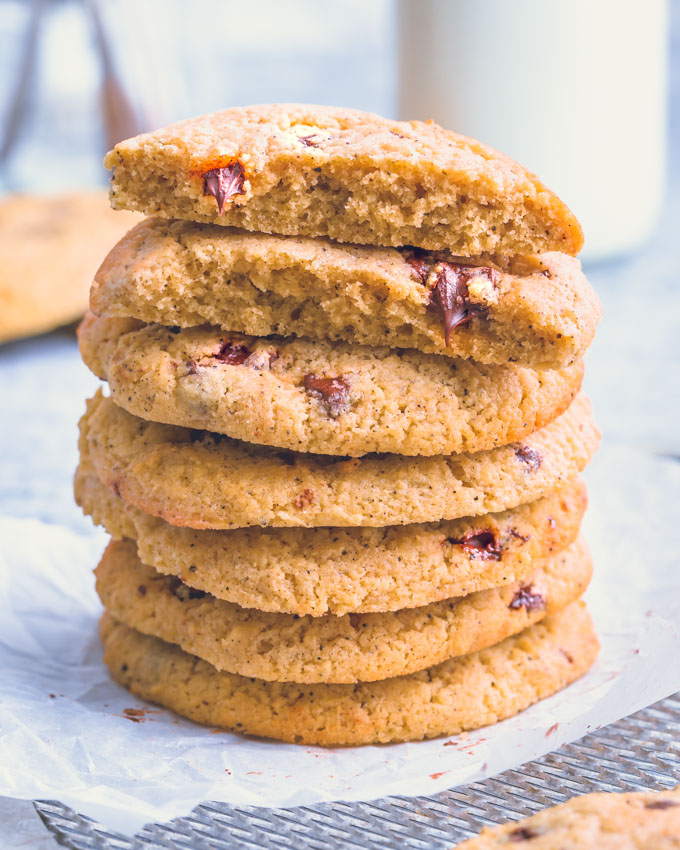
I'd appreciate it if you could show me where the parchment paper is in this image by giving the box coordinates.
[0,443,678,835]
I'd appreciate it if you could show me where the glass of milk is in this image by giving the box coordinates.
[397,0,669,261]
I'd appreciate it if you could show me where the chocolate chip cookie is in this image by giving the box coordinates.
[79,314,583,456]
[104,104,583,255]
[91,219,600,369]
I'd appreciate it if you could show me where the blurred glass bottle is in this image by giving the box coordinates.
[0,0,169,194]
[398,0,669,261]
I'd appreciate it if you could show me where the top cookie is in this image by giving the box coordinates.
[456,788,680,849]
[104,104,583,256]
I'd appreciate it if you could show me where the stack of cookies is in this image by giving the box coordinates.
[75,105,602,746]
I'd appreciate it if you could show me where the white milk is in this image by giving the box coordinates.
[398,0,668,260]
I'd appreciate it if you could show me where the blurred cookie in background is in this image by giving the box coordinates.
[0,191,141,344]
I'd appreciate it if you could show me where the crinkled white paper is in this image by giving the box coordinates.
[0,444,679,836]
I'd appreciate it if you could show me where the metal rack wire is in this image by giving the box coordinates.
[35,691,680,848]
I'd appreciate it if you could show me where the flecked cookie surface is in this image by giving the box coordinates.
[100,601,598,746]
[0,192,141,344]
[104,103,583,255]
[79,314,583,456]
[79,391,599,529]
[91,219,600,369]
[455,788,680,849]
[96,537,591,684]
[76,462,586,615]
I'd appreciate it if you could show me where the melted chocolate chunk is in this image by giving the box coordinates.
[403,251,497,345]
[429,263,493,344]
[509,585,546,612]
[508,826,540,841]
[515,445,543,471]
[448,530,502,561]
[644,800,679,810]
[303,373,351,417]
[202,161,246,214]
[214,341,251,365]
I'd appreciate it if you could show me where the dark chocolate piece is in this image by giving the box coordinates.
[508,826,540,841]
[509,585,546,612]
[213,341,251,365]
[303,373,351,417]
[448,530,502,561]
[404,250,497,345]
[428,263,493,344]
[202,161,245,214]
[515,445,543,471]
[644,800,679,810]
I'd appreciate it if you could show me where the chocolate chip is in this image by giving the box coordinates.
[509,585,546,612]
[644,800,679,810]
[448,530,502,560]
[428,263,495,344]
[213,341,251,365]
[137,585,147,596]
[303,373,351,417]
[403,251,497,345]
[508,826,540,841]
[515,445,543,471]
[202,161,246,214]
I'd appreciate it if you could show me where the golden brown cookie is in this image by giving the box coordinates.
[79,314,583,457]
[76,462,586,615]
[105,104,583,255]
[455,788,680,849]
[90,219,600,369]
[0,191,140,344]
[100,601,598,745]
[79,391,599,529]
[96,537,591,684]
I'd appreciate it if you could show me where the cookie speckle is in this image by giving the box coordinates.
[214,341,251,365]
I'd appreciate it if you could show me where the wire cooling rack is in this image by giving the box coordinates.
[34,691,680,848]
